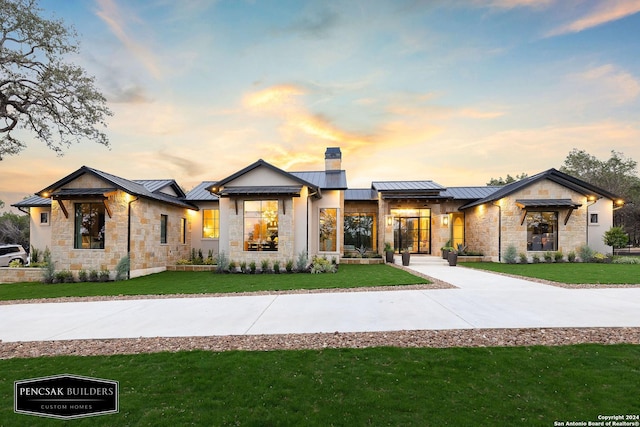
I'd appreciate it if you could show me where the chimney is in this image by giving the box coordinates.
[324,147,342,172]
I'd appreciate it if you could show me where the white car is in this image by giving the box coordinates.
[0,244,29,267]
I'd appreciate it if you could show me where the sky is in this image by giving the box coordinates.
[2,0,640,211]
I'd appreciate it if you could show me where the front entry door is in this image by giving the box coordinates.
[393,215,430,254]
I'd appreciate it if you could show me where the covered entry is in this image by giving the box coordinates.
[391,208,431,253]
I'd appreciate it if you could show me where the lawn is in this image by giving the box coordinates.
[461,262,640,284]
[0,264,429,302]
[1,344,638,425]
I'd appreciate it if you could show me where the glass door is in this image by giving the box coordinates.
[392,209,431,254]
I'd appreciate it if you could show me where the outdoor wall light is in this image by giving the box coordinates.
[442,215,449,226]
[386,216,393,226]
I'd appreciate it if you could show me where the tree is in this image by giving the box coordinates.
[603,226,629,252]
[0,0,112,159]
[486,173,528,186]
[560,149,640,245]
[0,211,29,248]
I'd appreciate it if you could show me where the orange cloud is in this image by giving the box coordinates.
[546,0,640,36]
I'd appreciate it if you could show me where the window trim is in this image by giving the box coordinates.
[244,200,279,252]
[319,207,338,252]
[590,213,599,224]
[180,218,187,245]
[40,211,49,225]
[160,214,168,244]
[202,209,220,239]
[74,202,106,250]
[526,210,558,252]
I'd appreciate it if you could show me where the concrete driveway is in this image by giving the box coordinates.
[1,257,639,342]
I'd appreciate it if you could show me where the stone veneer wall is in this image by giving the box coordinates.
[50,173,192,278]
[129,197,192,277]
[464,203,500,261]
[0,268,43,283]
[464,179,589,262]
[499,180,587,260]
[227,197,295,265]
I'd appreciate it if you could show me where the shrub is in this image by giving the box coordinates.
[592,252,612,263]
[249,261,256,274]
[30,247,40,263]
[285,259,294,273]
[240,261,247,273]
[176,259,191,265]
[613,256,640,264]
[310,256,337,274]
[518,253,528,264]
[216,251,229,273]
[78,269,88,282]
[8,259,23,268]
[603,226,629,250]
[296,250,309,272]
[578,245,595,263]
[543,252,553,263]
[567,251,577,263]
[41,251,55,284]
[532,254,541,264]
[554,251,564,263]
[260,259,271,273]
[55,270,74,283]
[503,245,518,264]
[99,268,111,282]
[228,260,237,273]
[89,269,99,282]
[115,255,130,281]
[273,260,280,274]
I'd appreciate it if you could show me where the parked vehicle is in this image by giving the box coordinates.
[0,244,28,267]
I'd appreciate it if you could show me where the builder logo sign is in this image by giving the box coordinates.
[14,374,118,420]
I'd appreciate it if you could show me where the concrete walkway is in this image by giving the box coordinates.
[1,256,639,342]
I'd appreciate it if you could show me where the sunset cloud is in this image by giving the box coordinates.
[546,0,640,36]
[95,0,163,79]
[573,64,640,104]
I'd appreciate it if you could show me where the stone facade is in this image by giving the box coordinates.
[49,174,191,278]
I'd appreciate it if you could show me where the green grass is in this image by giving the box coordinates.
[461,262,640,284]
[0,264,428,302]
[1,344,638,425]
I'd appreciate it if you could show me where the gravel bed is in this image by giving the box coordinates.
[2,328,639,359]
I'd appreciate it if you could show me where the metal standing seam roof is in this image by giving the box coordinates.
[37,166,197,210]
[12,195,52,208]
[185,181,219,201]
[371,180,445,191]
[344,188,378,201]
[218,186,303,196]
[515,199,582,208]
[289,170,348,190]
[134,179,182,195]
[458,168,622,210]
[441,186,501,200]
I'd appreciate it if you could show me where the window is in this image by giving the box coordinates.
[344,213,376,251]
[526,211,557,251]
[320,208,338,252]
[244,200,278,251]
[202,209,219,238]
[40,212,49,225]
[74,203,105,249]
[160,214,168,244]
[180,218,187,244]
[590,213,599,224]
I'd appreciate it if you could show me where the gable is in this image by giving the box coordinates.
[226,164,304,187]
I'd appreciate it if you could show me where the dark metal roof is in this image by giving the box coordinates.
[213,159,320,192]
[51,188,116,198]
[134,179,184,196]
[290,170,348,190]
[515,199,582,208]
[441,186,501,200]
[372,180,445,191]
[37,166,197,210]
[12,195,52,208]
[218,186,303,197]
[459,168,622,210]
[345,188,378,201]
[185,181,219,201]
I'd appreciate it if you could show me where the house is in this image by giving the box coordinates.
[13,147,622,279]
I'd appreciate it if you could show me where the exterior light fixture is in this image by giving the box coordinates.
[442,215,449,226]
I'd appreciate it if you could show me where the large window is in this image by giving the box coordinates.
[244,200,278,251]
[74,203,105,249]
[202,209,219,238]
[320,208,338,252]
[344,213,376,251]
[161,214,168,244]
[527,211,558,251]
[180,218,187,244]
